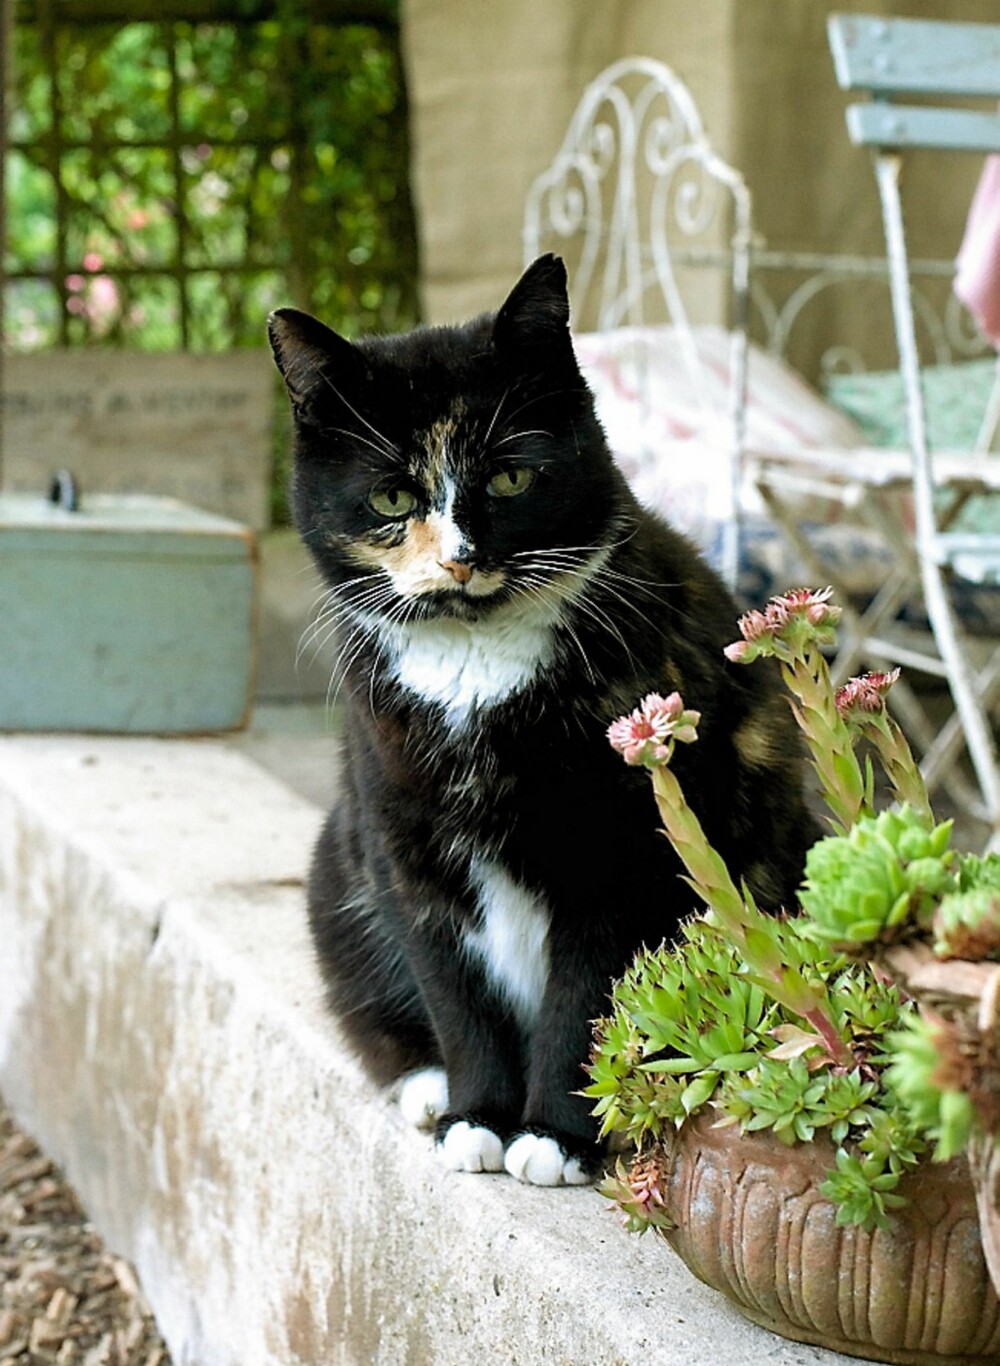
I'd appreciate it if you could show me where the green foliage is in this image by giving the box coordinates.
[825,962,909,1047]
[586,919,930,1232]
[818,1147,911,1230]
[585,920,779,1143]
[959,852,1000,894]
[798,805,956,950]
[885,1014,977,1161]
[7,14,418,354]
[819,1107,927,1231]
[933,888,1000,960]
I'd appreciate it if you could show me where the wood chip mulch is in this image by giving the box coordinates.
[0,1092,172,1366]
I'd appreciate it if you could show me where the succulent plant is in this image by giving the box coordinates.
[798,806,957,950]
[960,852,1000,894]
[596,587,999,1242]
[599,1152,676,1235]
[885,1013,979,1161]
[933,888,1000,961]
[586,920,927,1230]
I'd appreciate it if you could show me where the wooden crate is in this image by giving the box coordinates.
[0,492,256,733]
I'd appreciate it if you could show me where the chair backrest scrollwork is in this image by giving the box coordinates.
[523,56,751,343]
[523,56,753,586]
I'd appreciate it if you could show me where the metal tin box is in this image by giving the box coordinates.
[0,492,256,733]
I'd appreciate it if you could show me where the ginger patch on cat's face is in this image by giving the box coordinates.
[349,479,505,603]
[343,399,516,603]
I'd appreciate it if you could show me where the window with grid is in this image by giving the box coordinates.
[4,0,418,352]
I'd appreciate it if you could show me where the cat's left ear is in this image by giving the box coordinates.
[492,255,574,359]
[267,307,364,409]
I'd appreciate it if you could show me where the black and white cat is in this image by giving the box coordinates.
[268,255,816,1186]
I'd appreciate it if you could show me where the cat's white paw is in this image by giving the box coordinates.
[398,1067,450,1130]
[437,1120,505,1174]
[504,1133,593,1187]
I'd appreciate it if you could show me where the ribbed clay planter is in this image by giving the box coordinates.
[657,1111,1000,1364]
[879,941,1000,1305]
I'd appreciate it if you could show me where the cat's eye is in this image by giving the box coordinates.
[368,486,418,519]
[487,466,536,498]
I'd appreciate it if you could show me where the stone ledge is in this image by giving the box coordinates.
[0,735,862,1365]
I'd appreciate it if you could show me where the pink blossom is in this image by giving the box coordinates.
[607,692,700,766]
[725,587,841,664]
[733,608,771,643]
[835,669,901,718]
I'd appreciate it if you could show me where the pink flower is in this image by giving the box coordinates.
[607,692,700,766]
[782,586,836,617]
[725,587,841,664]
[835,669,901,718]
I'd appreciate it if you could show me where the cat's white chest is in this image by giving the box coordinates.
[386,610,555,722]
[464,858,550,1030]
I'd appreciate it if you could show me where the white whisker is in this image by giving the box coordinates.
[482,386,512,449]
[493,428,553,448]
[316,370,400,460]
[513,575,597,685]
[321,426,404,463]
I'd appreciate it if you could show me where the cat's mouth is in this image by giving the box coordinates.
[413,582,510,621]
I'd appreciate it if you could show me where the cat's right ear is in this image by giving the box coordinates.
[267,307,363,412]
[492,254,573,357]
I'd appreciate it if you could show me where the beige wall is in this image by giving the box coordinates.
[402,0,734,325]
[402,0,998,375]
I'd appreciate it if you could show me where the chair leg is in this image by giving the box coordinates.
[876,152,1000,846]
[920,641,1000,815]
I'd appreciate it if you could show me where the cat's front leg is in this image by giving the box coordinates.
[504,934,613,1187]
[431,1025,526,1175]
[405,922,527,1174]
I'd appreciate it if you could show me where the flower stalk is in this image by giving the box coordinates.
[835,671,932,825]
[724,588,869,834]
[609,690,855,1069]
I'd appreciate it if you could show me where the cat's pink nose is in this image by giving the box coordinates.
[439,560,473,585]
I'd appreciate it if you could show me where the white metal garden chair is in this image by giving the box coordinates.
[522,56,752,589]
[755,14,1000,847]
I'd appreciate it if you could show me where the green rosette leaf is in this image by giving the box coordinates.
[798,806,956,949]
[932,887,1000,961]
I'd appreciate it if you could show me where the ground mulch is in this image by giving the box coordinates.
[0,1093,171,1366]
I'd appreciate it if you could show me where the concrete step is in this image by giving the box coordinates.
[0,734,863,1366]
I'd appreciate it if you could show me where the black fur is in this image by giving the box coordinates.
[269,255,818,1177]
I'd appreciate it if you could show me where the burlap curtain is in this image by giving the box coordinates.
[402,0,995,375]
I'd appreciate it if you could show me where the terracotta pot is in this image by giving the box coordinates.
[658,1111,1000,1364]
[880,942,1000,1302]
[971,1134,1000,1303]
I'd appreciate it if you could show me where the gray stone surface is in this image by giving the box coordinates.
[0,734,865,1365]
